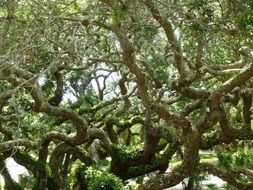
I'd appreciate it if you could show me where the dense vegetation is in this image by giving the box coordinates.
[1,0,253,189]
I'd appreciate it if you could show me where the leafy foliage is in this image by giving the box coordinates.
[1,0,253,190]
[70,162,124,190]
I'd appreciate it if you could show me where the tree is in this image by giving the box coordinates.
[1,0,253,189]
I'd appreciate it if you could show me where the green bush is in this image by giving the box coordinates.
[216,141,253,170]
[69,161,87,190]
[88,172,124,190]
[69,162,124,190]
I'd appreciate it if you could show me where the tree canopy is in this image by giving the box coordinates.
[1,0,253,189]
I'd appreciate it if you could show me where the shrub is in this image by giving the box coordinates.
[88,172,124,190]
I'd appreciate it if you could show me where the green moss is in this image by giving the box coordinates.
[88,172,124,190]
[126,157,161,178]
[69,161,87,189]
[111,144,143,165]
[70,162,124,190]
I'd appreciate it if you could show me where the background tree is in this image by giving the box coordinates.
[1,0,253,189]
